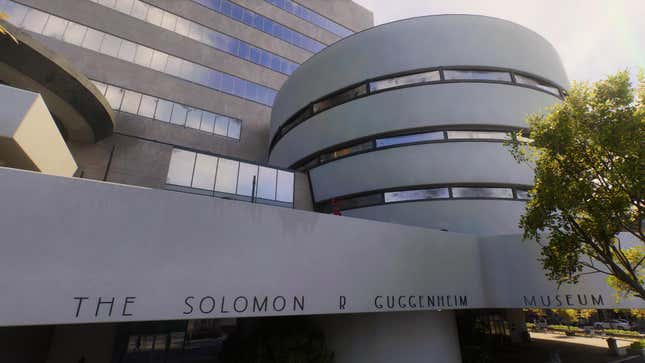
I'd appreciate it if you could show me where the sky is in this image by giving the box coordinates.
[352,0,645,85]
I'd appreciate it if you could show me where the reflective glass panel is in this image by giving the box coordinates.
[3,2,29,25]
[257,167,277,200]
[443,70,512,82]
[170,103,188,125]
[369,71,441,92]
[22,8,49,33]
[214,116,229,136]
[160,11,177,31]
[191,154,218,190]
[63,22,87,45]
[165,56,183,77]
[192,0,324,53]
[319,141,373,163]
[134,45,153,67]
[446,131,511,140]
[100,34,122,57]
[81,28,105,52]
[384,188,449,203]
[150,51,168,71]
[138,95,158,118]
[214,158,239,194]
[185,109,203,129]
[120,90,142,114]
[376,131,444,148]
[175,17,190,36]
[200,112,215,133]
[276,170,294,203]
[516,189,530,200]
[313,84,367,113]
[127,336,139,353]
[335,194,382,210]
[146,6,163,26]
[180,61,197,81]
[264,0,352,37]
[140,335,154,351]
[451,187,514,199]
[153,335,166,351]
[131,1,149,20]
[166,149,196,186]
[514,74,561,95]
[169,332,185,349]
[105,85,124,109]
[99,0,117,7]
[92,81,108,95]
[227,119,241,139]
[154,99,173,122]
[236,162,258,196]
[187,21,203,41]
[42,16,68,40]
[117,40,137,62]
[115,0,134,13]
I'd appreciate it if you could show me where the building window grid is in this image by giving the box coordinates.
[91,80,242,140]
[271,67,566,150]
[166,149,295,207]
[87,0,299,75]
[263,0,353,37]
[191,0,325,53]
[1,1,277,106]
[318,185,532,213]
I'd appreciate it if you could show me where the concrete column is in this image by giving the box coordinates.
[315,311,462,363]
[506,309,528,344]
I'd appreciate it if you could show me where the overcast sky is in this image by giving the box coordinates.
[353,0,644,85]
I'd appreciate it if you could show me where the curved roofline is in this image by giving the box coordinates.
[0,21,114,142]
[288,14,562,81]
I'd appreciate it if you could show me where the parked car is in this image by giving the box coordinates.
[593,319,633,330]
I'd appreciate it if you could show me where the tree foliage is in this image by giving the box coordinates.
[510,70,645,300]
[550,308,595,323]
[524,308,546,317]
[629,309,645,319]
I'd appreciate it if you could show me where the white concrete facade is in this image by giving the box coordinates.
[1,5,642,363]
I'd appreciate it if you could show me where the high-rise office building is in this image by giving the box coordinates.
[0,2,641,362]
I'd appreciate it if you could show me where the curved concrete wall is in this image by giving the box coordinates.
[269,15,568,235]
[270,83,559,166]
[342,199,527,235]
[271,14,569,132]
[310,142,533,202]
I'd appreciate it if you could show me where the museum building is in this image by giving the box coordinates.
[0,1,641,362]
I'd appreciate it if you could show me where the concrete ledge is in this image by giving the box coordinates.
[0,22,114,142]
[0,84,77,176]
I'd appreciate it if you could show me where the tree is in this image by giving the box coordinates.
[551,309,578,323]
[524,308,546,317]
[509,70,645,301]
[629,309,645,319]
[577,309,596,321]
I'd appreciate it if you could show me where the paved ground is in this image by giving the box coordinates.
[531,332,634,348]
[494,332,643,363]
